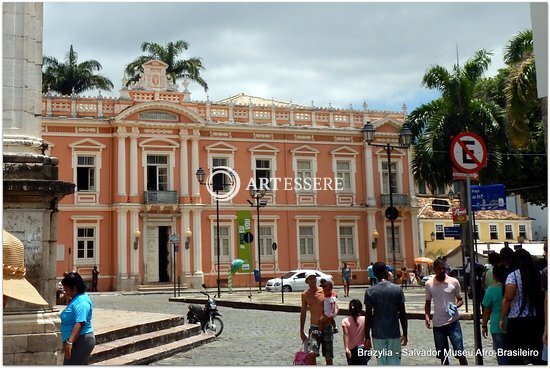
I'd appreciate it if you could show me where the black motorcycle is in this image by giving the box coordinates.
[186,291,224,337]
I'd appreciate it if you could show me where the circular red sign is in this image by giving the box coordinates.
[449,132,487,174]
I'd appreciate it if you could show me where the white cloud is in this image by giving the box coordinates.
[42,2,532,111]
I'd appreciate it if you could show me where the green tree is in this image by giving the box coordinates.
[125,40,208,92]
[406,50,508,193]
[474,31,547,206]
[503,30,538,147]
[42,45,114,95]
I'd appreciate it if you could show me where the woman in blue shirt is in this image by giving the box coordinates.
[60,272,95,365]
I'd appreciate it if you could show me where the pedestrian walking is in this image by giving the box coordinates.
[482,252,500,291]
[341,262,352,297]
[92,266,99,292]
[367,262,377,286]
[500,248,543,365]
[342,299,370,365]
[481,264,508,365]
[364,262,408,365]
[300,271,334,365]
[424,258,467,365]
[60,272,96,365]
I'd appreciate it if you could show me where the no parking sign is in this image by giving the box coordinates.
[450,132,487,174]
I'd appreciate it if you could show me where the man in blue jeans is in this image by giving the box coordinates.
[364,262,408,365]
[424,258,467,365]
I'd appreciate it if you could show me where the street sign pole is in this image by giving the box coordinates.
[450,132,487,365]
[466,174,483,365]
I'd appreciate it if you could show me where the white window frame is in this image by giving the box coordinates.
[489,224,498,240]
[211,221,234,264]
[295,218,320,263]
[258,224,275,259]
[75,155,97,192]
[338,224,357,259]
[504,224,514,240]
[518,224,527,239]
[146,154,170,191]
[474,224,480,240]
[142,150,175,191]
[385,224,402,261]
[334,159,355,193]
[294,158,316,193]
[70,139,105,204]
[71,216,102,267]
[381,160,399,194]
[435,223,445,240]
[252,156,275,191]
[207,154,234,200]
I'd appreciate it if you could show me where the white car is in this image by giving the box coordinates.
[265,270,333,292]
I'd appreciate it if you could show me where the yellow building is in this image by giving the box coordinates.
[417,196,532,259]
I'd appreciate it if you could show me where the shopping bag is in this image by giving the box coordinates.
[292,340,312,365]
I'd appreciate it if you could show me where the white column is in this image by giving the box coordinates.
[2,2,43,152]
[117,208,128,275]
[410,211,420,260]
[129,128,138,197]
[364,144,376,206]
[180,132,189,197]
[271,104,276,126]
[191,132,199,196]
[130,209,140,274]
[117,128,127,197]
[181,210,191,276]
[205,100,211,121]
[192,209,203,274]
[248,102,254,124]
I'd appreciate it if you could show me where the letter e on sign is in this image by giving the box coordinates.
[450,132,487,174]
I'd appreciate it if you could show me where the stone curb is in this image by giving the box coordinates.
[169,297,474,320]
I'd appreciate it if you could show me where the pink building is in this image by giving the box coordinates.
[42,61,420,291]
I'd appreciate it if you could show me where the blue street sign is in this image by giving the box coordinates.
[444,226,462,238]
[471,184,507,211]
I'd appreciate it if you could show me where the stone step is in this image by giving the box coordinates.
[95,316,186,344]
[138,284,187,292]
[90,323,202,364]
[92,333,216,365]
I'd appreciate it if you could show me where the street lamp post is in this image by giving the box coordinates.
[248,186,266,292]
[362,122,412,283]
[195,167,226,299]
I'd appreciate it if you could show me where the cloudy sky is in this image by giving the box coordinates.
[43,2,532,112]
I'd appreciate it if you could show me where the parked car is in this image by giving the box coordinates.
[448,267,465,287]
[265,270,333,292]
[421,267,465,287]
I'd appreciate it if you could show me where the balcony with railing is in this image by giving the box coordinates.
[144,190,178,204]
[380,193,410,207]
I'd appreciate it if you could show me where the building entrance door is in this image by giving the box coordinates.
[145,225,171,283]
[158,226,170,282]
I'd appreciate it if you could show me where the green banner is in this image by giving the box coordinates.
[237,210,252,274]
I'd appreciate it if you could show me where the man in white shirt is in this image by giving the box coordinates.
[425,258,467,365]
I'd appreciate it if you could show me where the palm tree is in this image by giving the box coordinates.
[42,45,114,95]
[406,49,508,192]
[125,40,208,92]
[503,30,539,147]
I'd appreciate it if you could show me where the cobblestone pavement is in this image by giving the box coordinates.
[90,287,497,366]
